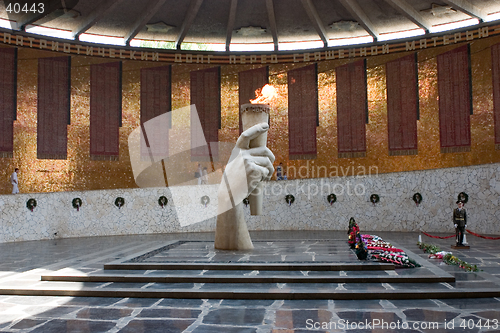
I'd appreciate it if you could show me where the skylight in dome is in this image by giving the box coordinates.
[180,43,225,51]
[230,43,275,52]
[328,36,374,47]
[429,18,480,34]
[25,25,73,39]
[485,12,500,22]
[130,39,176,49]
[0,18,14,29]
[278,40,324,51]
[129,39,142,47]
[78,33,126,46]
[378,29,426,42]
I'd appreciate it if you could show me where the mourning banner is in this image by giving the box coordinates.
[491,43,500,150]
[90,61,122,160]
[190,67,220,161]
[288,63,318,160]
[37,56,70,159]
[386,53,419,156]
[336,59,367,158]
[437,44,471,153]
[140,65,171,159]
[0,48,16,158]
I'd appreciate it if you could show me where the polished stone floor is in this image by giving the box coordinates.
[0,230,500,332]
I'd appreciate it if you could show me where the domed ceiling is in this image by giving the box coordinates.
[1,0,500,51]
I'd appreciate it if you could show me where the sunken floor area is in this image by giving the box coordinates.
[0,230,500,332]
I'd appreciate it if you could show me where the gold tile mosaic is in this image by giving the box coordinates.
[1,35,500,194]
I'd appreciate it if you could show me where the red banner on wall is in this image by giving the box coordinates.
[288,63,318,160]
[491,43,500,150]
[238,66,269,134]
[190,67,220,161]
[386,53,419,156]
[37,56,70,160]
[437,44,471,153]
[141,66,171,124]
[336,59,367,158]
[140,66,171,160]
[90,62,121,160]
[0,48,16,158]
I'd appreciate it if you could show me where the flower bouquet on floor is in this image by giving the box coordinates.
[346,219,420,268]
[443,253,480,272]
[362,234,400,251]
[370,251,420,268]
[428,251,451,259]
[361,234,420,268]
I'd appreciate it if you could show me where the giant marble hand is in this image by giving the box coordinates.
[214,123,275,250]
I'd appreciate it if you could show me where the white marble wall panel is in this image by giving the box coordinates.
[1,163,499,243]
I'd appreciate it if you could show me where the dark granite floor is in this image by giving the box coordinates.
[0,230,499,332]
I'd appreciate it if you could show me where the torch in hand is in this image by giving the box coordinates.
[240,103,270,215]
[240,84,276,215]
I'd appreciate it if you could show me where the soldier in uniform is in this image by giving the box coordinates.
[453,201,467,246]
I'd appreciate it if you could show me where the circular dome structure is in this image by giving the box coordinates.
[1,0,499,52]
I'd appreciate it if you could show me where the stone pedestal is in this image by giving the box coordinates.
[451,245,470,250]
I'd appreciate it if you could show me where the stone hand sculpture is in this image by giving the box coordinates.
[214,123,275,250]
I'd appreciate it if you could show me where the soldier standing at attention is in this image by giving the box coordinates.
[453,201,467,246]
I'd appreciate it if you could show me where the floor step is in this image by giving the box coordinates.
[41,273,455,284]
[103,262,395,271]
[0,284,496,300]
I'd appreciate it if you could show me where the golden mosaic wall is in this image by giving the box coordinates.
[1,34,500,194]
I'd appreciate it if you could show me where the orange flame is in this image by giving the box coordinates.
[250,84,278,104]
